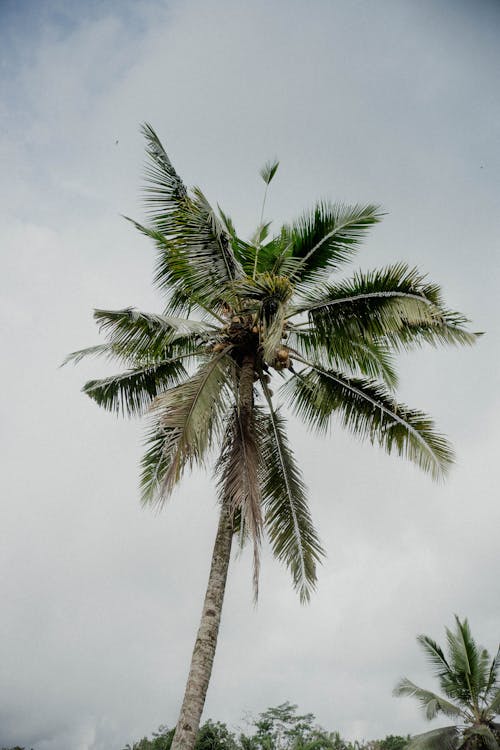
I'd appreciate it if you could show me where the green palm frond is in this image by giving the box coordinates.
[417,634,453,682]
[93,307,213,362]
[288,327,399,388]
[289,264,478,351]
[278,202,382,284]
[215,402,262,597]
[128,212,239,315]
[177,186,242,284]
[250,233,294,278]
[259,383,324,603]
[445,617,480,703]
[218,206,257,275]
[381,314,479,351]
[484,647,500,707]
[406,726,459,750]
[393,679,464,721]
[62,343,129,367]
[488,689,500,717]
[259,158,279,185]
[478,648,495,702]
[290,264,439,329]
[141,122,188,234]
[284,360,453,480]
[136,125,243,312]
[83,359,188,417]
[143,352,235,504]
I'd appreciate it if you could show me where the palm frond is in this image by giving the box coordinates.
[83,358,188,417]
[417,634,453,681]
[446,618,479,698]
[135,125,243,310]
[215,402,262,598]
[140,422,175,506]
[289,264,478,351]
[143,352,234,506]
[477,647,495,701]
[406,726,459,750]
[260,159,279,185]
[93,307,213,362]
[218,206,257,275]
[284,360,454,480]
[288,327,399,389]
[140,122,188,233]
[488,689,500,717]
[381,314,479,351]
[484,647,500,707]
[279,202,382,284]
[259,381,324,603]
[62,343,128,367]
[393,679,463,720]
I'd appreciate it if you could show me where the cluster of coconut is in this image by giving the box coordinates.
[209,314,291,370]
[273,347,290,370]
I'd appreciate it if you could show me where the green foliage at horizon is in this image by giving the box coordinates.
[121,702,409,750]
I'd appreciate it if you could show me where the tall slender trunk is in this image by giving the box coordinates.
[170,355,255,750]
[170,497,233,750]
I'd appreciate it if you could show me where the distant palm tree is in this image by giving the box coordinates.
[394,616,500,749]
[67,125,477,750]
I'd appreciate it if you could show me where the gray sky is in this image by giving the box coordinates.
[1,1,499,748]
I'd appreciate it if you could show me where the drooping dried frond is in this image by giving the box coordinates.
[215,403,262,597]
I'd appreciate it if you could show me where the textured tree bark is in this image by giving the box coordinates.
[170,355,255,750]
[170,498,233,750]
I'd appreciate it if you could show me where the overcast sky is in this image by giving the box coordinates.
[1,1,499,749]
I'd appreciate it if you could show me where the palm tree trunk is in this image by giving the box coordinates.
[170,355,255,750]
[170,496,233,750]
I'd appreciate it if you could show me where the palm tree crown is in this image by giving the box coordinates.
[67,124,478,750]
[67,123,477,601]
[394,616,500,749]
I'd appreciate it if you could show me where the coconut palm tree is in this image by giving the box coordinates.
[394,616,500,749]
[67,125,477,750]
